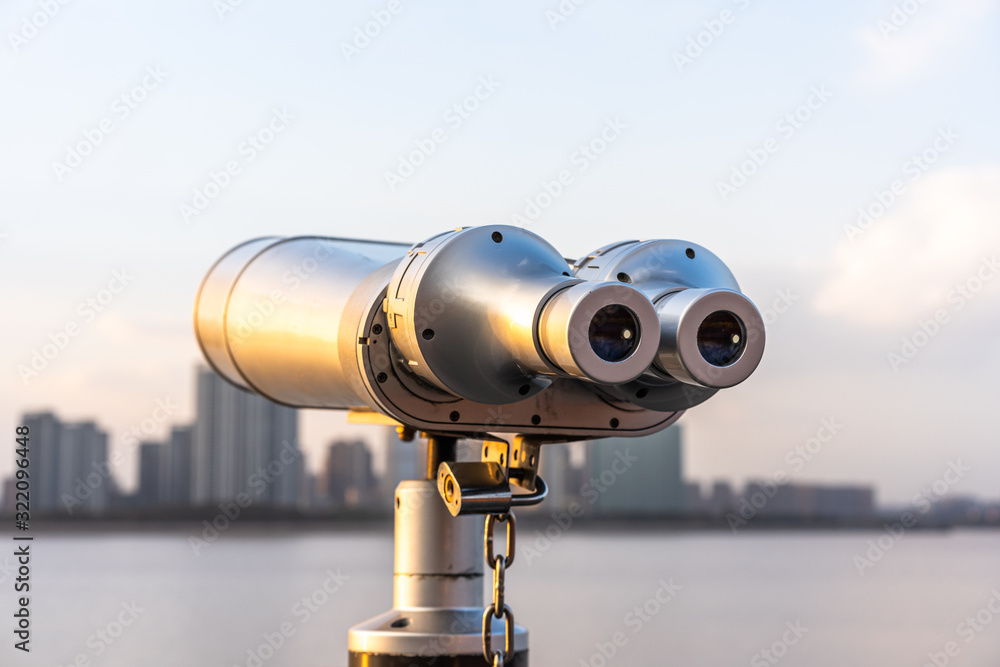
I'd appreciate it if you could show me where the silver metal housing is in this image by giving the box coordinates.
[192,230,762,434]
[386,226,659,404]
[193,233,683,436]
[193,236,410,409]
[574,239,766,408]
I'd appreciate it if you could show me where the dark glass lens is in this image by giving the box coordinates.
[589,306,639,362]
[697,310,745,366]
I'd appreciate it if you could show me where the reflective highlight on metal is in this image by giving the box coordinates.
[194,235,410,408]
[385,226,658,403]
[194,228,763,431]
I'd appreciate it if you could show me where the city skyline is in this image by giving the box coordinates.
[8,364,994,508]
[4,381,996,525]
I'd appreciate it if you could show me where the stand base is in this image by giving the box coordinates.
[349,608,528,664]
[349,470,530,665]
[349,650,529,666]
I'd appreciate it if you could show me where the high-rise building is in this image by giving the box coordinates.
[321,439,375,507]
[684,481,704,513]
[22,413,111,515]
[707,480,736,516]
[58,421,110,514]
[22,412,62,512]
[166,425,193,506]
[388,429,424,481]
[137,442,167,507]
[536,442,571,512]
[583,425,684,516]
[192,366,300,507]
[741,481,874,519]
[302,469,319,508]
[383,427,426,500]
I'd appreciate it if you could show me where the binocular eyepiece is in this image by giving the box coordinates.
[194,226,764,436]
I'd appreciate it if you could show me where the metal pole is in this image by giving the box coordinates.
[348,437,529,666]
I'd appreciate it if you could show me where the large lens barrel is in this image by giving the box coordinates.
[572,239,766,407]
[654,288,764,388]
[194,236,410,408]
[536,282,659,385]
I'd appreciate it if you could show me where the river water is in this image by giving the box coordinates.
[6,528,999,666]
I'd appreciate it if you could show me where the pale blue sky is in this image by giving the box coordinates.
[2,0,998,502]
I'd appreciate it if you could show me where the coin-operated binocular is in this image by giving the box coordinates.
[194,226,764,666]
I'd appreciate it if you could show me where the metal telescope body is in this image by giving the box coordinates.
[193,225,765,665]
[195,225,764,436]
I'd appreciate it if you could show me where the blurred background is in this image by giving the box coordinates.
[0,1,998,665]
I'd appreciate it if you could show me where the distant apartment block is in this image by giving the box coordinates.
[742,481,874,519]
[137,441,167,507]
[167,425,193,506]
[685,480,738,516]
[320,439,376,507]
[192,366,301,508]
[21,411,111,515]
[583,425,684,516]
[136,425,196,508]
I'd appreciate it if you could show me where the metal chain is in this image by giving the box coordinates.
[482,512,516,665]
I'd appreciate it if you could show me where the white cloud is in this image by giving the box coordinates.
[856,0,997,87]
[814,165,1000,328]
